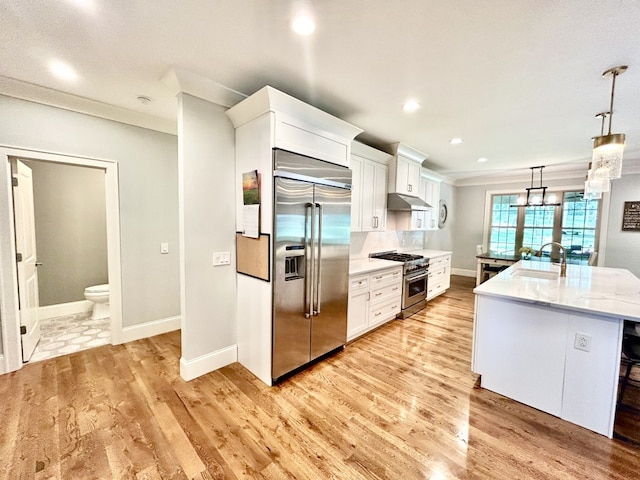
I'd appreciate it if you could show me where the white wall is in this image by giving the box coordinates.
[177,93,237,380]
[0,95,180,328]
[604,173,640,277]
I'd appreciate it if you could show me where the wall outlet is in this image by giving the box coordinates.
[160,242,169,254]
[574,332,592,352]
[213,251,231,266]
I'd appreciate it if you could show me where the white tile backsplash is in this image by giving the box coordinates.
[350,230,424,259]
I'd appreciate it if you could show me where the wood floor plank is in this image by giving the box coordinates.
[1,275,639,479]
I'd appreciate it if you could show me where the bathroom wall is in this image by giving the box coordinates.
[23,160,108,306]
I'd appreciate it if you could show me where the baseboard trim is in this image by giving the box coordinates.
[180,344,238,381]
[38,300,92,320]
[120,315,181,344]
[452,268,476,278]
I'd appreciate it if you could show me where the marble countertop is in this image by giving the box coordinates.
[473,260,640,322]
[349,258,403,276]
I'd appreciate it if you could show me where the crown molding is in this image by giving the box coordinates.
[161,67,247,109]
[0,75,176,134]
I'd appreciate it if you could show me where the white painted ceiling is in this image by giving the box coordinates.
[2,0,640,180]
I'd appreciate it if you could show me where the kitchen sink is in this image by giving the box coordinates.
[512,268,559,280]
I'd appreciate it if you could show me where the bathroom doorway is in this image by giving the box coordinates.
[0,146,123,373]
[21,158,110,362]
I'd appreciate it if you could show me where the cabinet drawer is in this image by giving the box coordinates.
[349,275,369,292]
[371,283,401,305]
[430,266,446,281]
[427,267,446,297]
[483,258,515,267]
[370,267,402,287]
[430,255,451,268]
[370,299,402,328]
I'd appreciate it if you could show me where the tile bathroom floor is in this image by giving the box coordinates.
[29,313,111,363]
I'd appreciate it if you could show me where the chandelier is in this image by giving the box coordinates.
[590,65,627,181]
[511,166,561,207]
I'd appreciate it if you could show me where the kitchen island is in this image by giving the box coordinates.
[472,260,640,437]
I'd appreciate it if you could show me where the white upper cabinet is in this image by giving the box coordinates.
[351,142,391,232]
[420,174,441,230]
[385,143,428,196]
[226,86,363,168]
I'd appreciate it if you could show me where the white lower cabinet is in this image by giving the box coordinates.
[348,266,402,341]
[427,254,451,300]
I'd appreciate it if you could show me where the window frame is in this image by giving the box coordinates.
[482,183,609,264]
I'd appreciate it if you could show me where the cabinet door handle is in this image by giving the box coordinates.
[408,184,412,192]
[392,287,398,291]
[374,275,383,280]
[375,312,382,317]
[375,292,382,297]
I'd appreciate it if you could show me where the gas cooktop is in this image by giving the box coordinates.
[370,252,424,262]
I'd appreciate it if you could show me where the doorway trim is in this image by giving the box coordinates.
[0,146,123,374]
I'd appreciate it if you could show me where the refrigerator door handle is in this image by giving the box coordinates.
[314,202,323,315]
[305,202,315,319]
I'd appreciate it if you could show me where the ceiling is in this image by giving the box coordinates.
[2,0,640,180]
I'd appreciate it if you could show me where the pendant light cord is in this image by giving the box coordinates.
[608,71,617,135]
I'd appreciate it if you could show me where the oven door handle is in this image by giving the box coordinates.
[405,271,429,282]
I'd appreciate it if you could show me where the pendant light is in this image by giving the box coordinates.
[591,65,627,180]
[510,166,562,207]
[585,112,610,197]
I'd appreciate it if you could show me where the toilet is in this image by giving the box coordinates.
[84,284,110,320]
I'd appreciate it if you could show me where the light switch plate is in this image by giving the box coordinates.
[213,251,231,266]
[160,242,169,254]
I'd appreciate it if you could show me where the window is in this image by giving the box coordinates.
[562,192,599,262]
[489,194,519,253]
[488,190,600,264]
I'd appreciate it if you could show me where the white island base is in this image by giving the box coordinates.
[472,261,640,438]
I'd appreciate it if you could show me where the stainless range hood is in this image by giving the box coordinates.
[387,193,432,211]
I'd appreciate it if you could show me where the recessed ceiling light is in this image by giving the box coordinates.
[402,100,421,113]
[49,59,78,82]
[450,137,463,145]
[291,13,315,35]
[66,0,96,13]
[137,95,152,105]
[477,157,488,163]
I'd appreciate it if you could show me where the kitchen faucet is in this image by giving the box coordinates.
[535,242,567,277]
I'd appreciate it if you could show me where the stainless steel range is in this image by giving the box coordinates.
[369,251,430,319]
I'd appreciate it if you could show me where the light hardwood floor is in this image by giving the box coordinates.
[1,275,639,479]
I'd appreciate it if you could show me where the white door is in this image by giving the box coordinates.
[11,159,41,362]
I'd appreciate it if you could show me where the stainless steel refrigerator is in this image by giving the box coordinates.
[272,149,351,382]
